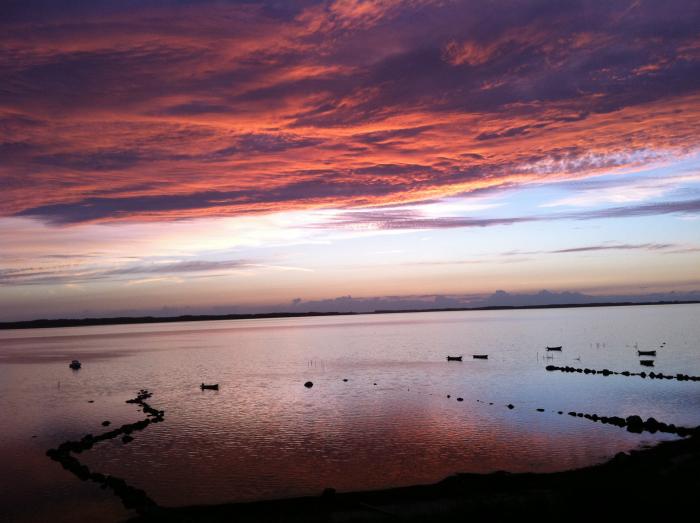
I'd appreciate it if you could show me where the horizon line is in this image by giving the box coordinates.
[2,300,699,331]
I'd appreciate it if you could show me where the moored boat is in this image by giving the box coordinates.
[640,360,655,367]
[472,354,488,359]
[546,346,562,351]
[69,360,81,370]
[446,356,462,362]
[200,383,219,390]
[637,350,656,356]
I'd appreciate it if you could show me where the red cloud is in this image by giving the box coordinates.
[1,0,700,224]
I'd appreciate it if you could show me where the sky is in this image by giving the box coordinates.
[1,0,700,321]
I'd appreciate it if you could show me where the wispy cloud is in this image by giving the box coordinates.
[542,172,700,208]
[503,243,683,256]
[0,258,253,286]
[318,198,700,230]
[550,243,675,254]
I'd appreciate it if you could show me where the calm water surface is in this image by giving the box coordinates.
[1,305,699,522]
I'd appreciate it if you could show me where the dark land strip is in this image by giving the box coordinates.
[3,300,699,330]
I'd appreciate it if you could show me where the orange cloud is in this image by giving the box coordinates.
[1,0,699,225]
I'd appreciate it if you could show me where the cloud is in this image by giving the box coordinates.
[318,198,700,230]
[0,1,699,224]
[542,172,700,207]
[500,242,682,256]
[550,243,674,254]
[0,257,252,286]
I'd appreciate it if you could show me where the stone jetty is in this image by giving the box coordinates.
[545,365,700,382]
[45,389,164,515]
[562,410,699,437]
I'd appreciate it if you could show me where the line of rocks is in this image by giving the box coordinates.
[448,395,699,438]
[545,365,700,382]
[562,411,699,437]
[46,389,164,515]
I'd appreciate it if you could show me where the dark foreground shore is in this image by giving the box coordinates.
[131,433,700,522]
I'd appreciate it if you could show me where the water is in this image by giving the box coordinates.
[1,304,699,522]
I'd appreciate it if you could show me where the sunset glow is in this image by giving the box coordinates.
[2,0,700,320]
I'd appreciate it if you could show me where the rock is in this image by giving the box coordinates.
[304,381,313,388]
[609,416,626,427]
[645,417,660,433]
[626,415,644,433]
[613,452,629,462]
[122,435,134,444]
[536,408,545,412]
[342,379,348,382]
[507,404,514,409]
[457,397,463,402]
[101,421,110,427]
[676,427,690,437]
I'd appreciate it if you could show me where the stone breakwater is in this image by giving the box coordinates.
[454,397,699,438]
[545,365,700,382]
[45,389,164,515]
[562,411,699,437]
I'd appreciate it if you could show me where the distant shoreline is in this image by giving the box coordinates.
[1,300,698,330]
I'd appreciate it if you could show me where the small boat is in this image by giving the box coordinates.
[200,383,219,390]
[640,360,655,367]
[638,350,656,356]
[546,346,562,351]
[69,360,81,370]
[446,356,463,362]
[472,355,488,360]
